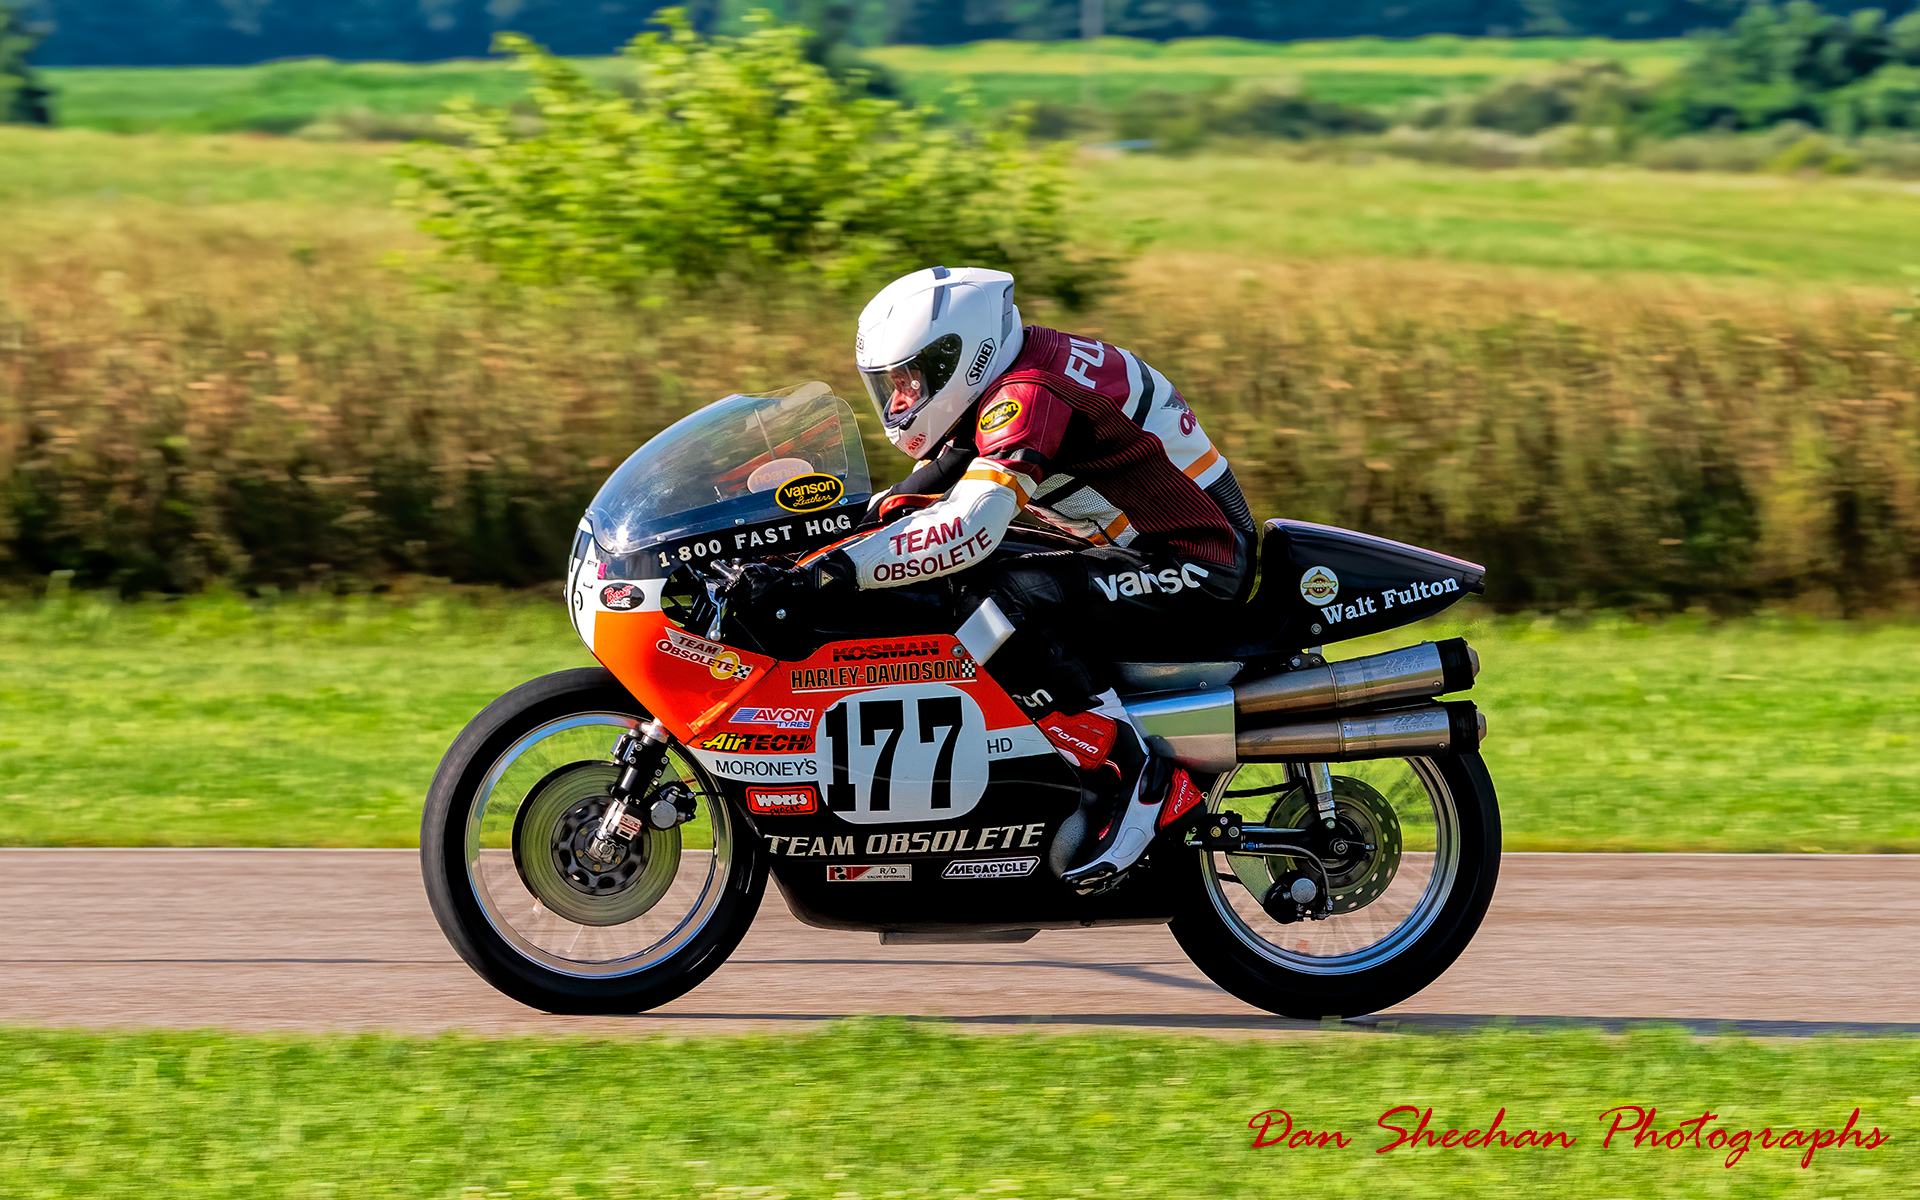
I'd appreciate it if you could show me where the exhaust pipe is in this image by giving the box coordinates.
[1233,638,1478,719]
[1129,639,1485,772]
[1236,700,1485,762]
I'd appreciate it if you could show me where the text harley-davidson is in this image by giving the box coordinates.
[421,383,1501,1018]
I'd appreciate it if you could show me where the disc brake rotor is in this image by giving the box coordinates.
[511,762,682,927]
[1226,775,1402,914]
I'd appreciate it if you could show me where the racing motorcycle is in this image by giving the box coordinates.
[421,382,1499,1019]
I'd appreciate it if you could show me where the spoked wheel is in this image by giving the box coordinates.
[421,668,766,1014]
[1168,753,1500,1019]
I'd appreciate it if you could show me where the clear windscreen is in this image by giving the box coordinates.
[585,382,872,559]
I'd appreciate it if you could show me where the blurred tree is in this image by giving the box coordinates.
[1642,1,1920,132]
[1,0,51,123]
[397,8,1118,305]
[1410,57,1654,132]
[797,0,900,94]
[1115,81,1386,150]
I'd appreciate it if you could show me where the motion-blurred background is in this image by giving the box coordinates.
[1,5,1918,1196]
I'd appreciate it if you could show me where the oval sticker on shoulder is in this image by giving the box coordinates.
[978,398,1021,434]
[775,473,845,513]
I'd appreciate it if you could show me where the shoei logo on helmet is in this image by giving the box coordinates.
[775,473,844,513]
[965,339,996,386]
[978,398,1021,433]
[1299,565,1340,604]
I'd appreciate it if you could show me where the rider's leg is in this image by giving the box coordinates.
[1055,686,1163,891]
[957,550,1103,718]
[961,544,1247,891]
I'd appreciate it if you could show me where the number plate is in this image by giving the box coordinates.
[815,683,989,824]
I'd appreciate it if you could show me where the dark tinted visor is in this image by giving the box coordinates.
[859,333,964,431]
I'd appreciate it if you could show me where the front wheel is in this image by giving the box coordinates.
[421,668,766,1014]
[1168,752,1500,1019]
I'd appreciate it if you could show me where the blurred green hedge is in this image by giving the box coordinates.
[5,252,1919,612]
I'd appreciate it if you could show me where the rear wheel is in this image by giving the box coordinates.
[1168,753,1499,1019]
[421,668,766,1014]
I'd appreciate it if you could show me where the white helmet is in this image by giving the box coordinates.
[855,266,1025,458]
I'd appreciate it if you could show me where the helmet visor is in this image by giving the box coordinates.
[859,333,964,432]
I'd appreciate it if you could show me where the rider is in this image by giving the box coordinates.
[793,265,1256,890]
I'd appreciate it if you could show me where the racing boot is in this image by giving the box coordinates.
[1057,690,1169,895]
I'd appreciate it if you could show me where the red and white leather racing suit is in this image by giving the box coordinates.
[834,325,1257,714]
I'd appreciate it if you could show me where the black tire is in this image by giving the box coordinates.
[1168,752,1500,1020]
[421,667,766,1015]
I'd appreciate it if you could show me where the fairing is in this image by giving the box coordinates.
[581,382,871,577]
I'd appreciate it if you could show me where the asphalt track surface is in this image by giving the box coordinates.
[2,850,1915,1038]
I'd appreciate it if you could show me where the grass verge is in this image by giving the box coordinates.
[0,594,1914,851]
[0,1022,1910,1198]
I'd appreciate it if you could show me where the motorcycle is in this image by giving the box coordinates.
[421,382,1499,1019]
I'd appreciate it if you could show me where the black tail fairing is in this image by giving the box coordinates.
[1248,520,1485,650]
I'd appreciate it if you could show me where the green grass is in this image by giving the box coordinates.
[33,35,1690,134]
[0,594,1914,851]
[1079,154,1920,285]
[0,125,396,207]
[0,1023,1910,1198]
[1338,613,1919,853]
[0,592,588,847]
[37,57,617,135]
[873,34,1687,111]
[9,125,1920,289]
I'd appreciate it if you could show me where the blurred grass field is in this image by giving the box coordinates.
[34,35,1692,134]
[8,126,1920,286]
[0,1022,1909,1198]
[873,34,1687,111]
[6,125,1918,610]
[0,593,1913,851]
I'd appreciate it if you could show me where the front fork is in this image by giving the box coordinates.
[590,718,698,858]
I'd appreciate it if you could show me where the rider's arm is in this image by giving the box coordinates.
[862,440,975,523]
[837,459,1032,588]
[836,382,1067,590]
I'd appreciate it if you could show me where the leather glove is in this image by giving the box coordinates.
[721,561,804,605]
[722,552,855,621]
